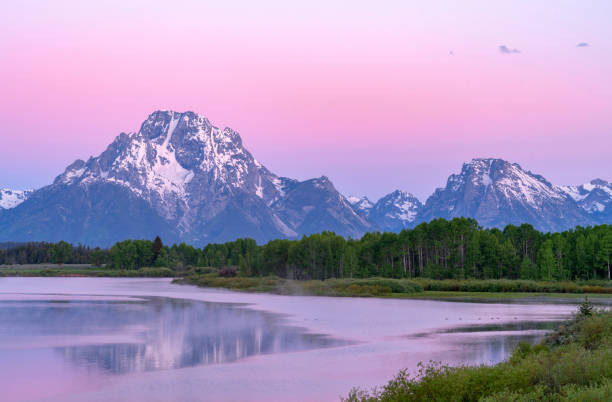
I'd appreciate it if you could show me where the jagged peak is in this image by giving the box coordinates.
[384,189,419,200]
[348,195,374,213]
[589,178,610,186]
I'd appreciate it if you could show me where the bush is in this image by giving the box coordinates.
[191,266,219,275]
[218,266,238,277]
[138,267,176,277]
[356,278,423,293]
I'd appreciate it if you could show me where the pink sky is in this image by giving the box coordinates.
[1,1,611,200]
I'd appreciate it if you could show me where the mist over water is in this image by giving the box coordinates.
[0,278,581,401]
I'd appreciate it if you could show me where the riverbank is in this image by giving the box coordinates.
[344,305,612,401]
[0,264,175,277]
[175,274,612,301]
[173,275,425,297]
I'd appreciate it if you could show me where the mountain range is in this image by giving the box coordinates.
[0,110,609,246]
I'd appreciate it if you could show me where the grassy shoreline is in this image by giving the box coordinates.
[175,273,612,300]
[344,305,612,401]
[0,264,176,277]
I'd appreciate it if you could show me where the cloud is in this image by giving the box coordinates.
[576,42,589,47]
[499,45,521,54]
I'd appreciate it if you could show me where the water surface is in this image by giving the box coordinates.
[0,278,589,401]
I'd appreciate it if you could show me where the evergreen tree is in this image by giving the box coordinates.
[152,236,163,262]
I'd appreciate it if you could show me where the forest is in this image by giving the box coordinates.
[1,218,611,281]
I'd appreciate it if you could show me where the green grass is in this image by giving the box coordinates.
[176,273,612,301]
[389,291,612,301]
[174,275,425,297]
[0,264,176,277]
[344,306,612,401]
[416,279,612,294]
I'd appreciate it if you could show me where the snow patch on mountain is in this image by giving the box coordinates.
[0,189,34,209]
[362,190,423,231]
[347,196,374,215]
[560,179,612,215]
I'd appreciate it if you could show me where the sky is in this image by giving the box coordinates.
[1,1,611,201]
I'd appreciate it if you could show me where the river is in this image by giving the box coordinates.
[0,278,587,401]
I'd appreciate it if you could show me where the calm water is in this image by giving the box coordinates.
[0,278,590,401]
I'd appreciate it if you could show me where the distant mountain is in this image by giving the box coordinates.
[347,196,374,215]
[0,111,371,246]
[272,177,371,238]
[417,158,595,232]
[561,179,612,222]
[368,190,422,232]
[0,189,33,210]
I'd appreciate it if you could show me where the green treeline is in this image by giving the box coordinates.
[1,219,611,281]
[0,241,99,266]
[188,218,612,281]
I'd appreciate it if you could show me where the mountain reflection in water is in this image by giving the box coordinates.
[0,297,349,374]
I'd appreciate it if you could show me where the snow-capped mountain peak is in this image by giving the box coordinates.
[420,158,593,232]
[368,190,422,231]
[55,110,282,222]
[347,195,374,215]
[2,110,372,245]
[449,158,566,208]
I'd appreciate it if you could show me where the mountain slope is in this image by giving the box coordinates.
[272,177,372,238]
[418,158,594,232]
[0,111,371,245]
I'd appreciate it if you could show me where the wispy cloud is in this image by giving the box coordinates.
[499,45,520,54]
[576,42,589,47]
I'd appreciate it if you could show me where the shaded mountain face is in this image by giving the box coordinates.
[367,190,422,232]
[272,177,372,238]
[0,189,33,210]
[418,158,595,232]
[561,179,612,222]
[0,111,371,246]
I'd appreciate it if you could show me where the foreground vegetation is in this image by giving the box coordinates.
[345,303,612,401]
[2,219,611,282]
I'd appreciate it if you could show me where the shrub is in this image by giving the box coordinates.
[138,267,175,277]
[579,297,594,317]
[218,266,238,277]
